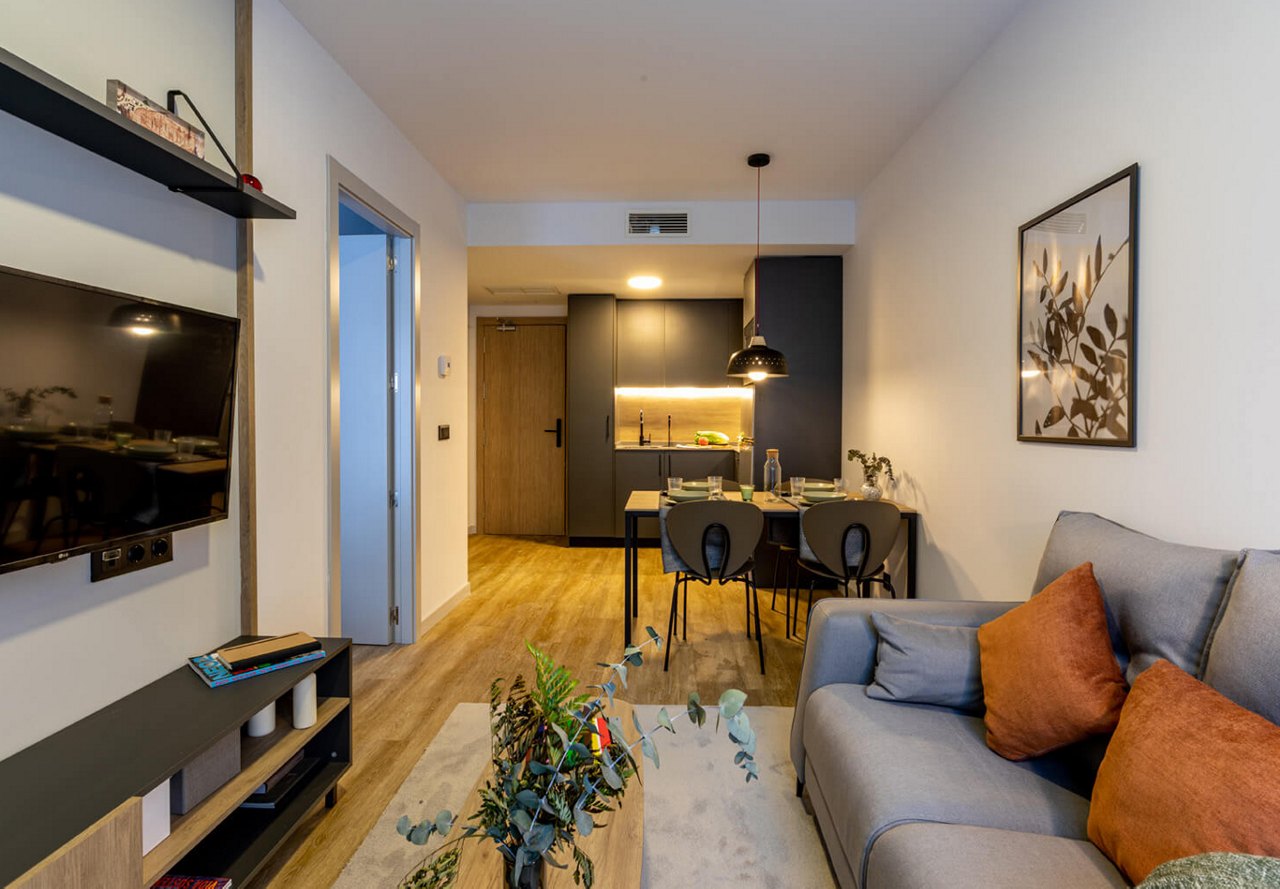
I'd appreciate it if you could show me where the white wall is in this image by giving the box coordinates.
[0,1,240,758]
[252,0,469,635]
[467,304,568,531]
[845,0,1280,602]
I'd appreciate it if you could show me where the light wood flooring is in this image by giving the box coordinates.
[255,534,806,887]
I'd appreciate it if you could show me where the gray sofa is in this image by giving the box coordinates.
[790,511,1273,888]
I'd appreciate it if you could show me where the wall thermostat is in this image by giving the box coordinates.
[438,355,452,377]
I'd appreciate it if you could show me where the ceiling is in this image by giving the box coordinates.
[280,0,1024,202]
[468,244,845,305]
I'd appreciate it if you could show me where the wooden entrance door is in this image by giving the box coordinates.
[478,319,567,535]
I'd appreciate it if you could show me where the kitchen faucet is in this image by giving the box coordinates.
[667,414,672,446]
[639,409,649,446]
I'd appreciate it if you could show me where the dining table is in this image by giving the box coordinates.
[621,489,919,646]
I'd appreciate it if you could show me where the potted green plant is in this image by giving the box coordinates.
[396,630,757,888]
[847,449,894,501]
[2,386,77,423]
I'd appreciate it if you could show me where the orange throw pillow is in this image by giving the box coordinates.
[977,562,1127,760]
[1088,660,1280,884]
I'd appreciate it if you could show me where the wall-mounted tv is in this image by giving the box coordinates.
[0,265,238,575]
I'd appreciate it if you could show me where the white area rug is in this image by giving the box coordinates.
[335,704,835,889]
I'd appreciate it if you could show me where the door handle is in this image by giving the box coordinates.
[605,414,611,441]
[544,418,563,448]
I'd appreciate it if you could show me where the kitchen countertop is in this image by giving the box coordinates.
[614,442,743,452]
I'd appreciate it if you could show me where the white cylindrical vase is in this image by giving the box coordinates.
[292,674,317,729]
[247,702,276,737]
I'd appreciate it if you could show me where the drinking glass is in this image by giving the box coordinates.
[790,476,806,496]
[177,439,197,457]
[739,483,755,502]
[114,432,133,448]
[154,429,173,443]
[667,477,683,494]
[833,477,846,493]
[707,476,723,498]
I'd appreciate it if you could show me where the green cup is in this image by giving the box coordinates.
[739,484,755,502]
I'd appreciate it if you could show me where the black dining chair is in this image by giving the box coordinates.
[792,499,902,637]
[661,499,766,673]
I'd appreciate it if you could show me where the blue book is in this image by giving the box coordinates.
[188,648,325,688]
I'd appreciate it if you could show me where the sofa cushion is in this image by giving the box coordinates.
[866,612,983,712]
[978,563,1128,760]
[1033,511,1239,682]
[1202,549,1280,724]
[866,823,1127,889]
[804,684,1093,888]
[1088,661,1280,884]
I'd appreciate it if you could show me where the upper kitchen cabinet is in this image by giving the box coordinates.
[663,300,742,387]
[615,300,666,386]
[567,294,618,541]
[616,298,742,387]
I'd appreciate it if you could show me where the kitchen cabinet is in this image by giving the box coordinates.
[612,448,738,538]
[749,255,843,583]
[615,300,665,387]
[613,450,664,538]
[615,299,741,387]
[567,295,617,541]
[663,300,742,387]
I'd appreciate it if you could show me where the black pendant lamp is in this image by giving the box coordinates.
[726,152,788,381]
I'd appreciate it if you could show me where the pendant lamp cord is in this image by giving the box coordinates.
[755,164,762,336]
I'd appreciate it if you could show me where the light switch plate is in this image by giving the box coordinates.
[438,424,450,440]
[437,355,452,377]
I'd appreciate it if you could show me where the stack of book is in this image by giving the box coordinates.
[188,632,324,688]
[239,749,322,811]
[152,876,232,889]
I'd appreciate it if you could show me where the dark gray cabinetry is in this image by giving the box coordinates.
[751,257,843,481]
[614,450,664,538]
[616,299,741,387]
[567,295,617,539]
[750,256,843,582]
[668,449,736,482]
[615,300,665,386]
[612,448,739,538]
[663,300,741,386]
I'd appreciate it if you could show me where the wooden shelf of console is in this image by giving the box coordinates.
[0,46,295,220]
[0,636,351,889]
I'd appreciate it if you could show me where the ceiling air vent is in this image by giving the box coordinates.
[627,210,689,238]
[485,286,562,299]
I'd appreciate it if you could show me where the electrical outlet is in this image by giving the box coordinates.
[438,424,450,441]
[90,532,173,582]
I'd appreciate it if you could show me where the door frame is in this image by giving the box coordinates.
[327,158,422,644]
[475,316,567,535]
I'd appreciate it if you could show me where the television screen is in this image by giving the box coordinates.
[0,265,238,575]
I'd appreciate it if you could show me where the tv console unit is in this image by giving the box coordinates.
[0,636,351,888]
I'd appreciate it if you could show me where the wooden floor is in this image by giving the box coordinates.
[255,535,806,888]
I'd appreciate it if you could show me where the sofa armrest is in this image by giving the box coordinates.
[790,597,1019,782]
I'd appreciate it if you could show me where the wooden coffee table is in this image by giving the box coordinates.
[451,701,644,888]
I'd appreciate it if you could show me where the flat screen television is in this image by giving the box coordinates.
[0,264,238,575]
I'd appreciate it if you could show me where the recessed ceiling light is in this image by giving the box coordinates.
[627,275,662,290]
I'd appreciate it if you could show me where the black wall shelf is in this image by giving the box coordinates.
[0,47,295,220]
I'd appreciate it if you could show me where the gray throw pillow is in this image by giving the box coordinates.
[1202,549,1280,725]
[866,612,983,712]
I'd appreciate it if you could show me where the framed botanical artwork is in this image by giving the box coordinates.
[1017,164,1138,446]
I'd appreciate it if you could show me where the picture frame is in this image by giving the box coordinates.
[1017,164,1138,446]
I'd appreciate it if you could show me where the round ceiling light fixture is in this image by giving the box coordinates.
[627,275,662,290]
[726,153,788,382]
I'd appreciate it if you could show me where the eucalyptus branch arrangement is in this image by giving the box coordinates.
[1024,236,1131,439]
[847,449,894,486]
[396,631,756,889]
[2,386,77,417]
